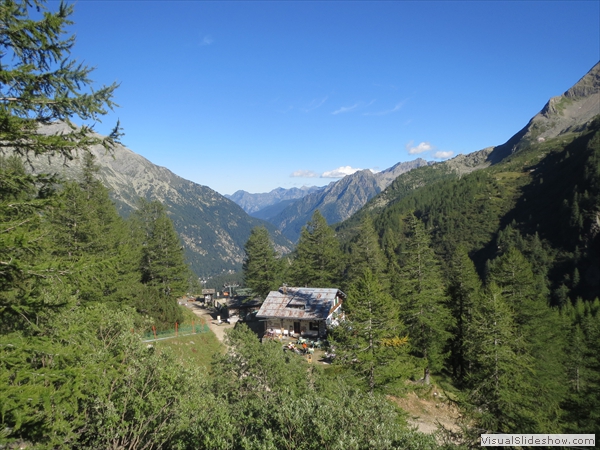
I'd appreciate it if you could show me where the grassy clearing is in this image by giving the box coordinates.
[153,330,224,372]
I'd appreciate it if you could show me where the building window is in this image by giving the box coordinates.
[309,322,319,331]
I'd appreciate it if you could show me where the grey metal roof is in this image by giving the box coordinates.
[256,287,345,320]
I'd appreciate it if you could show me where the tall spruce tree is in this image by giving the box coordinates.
[561,299,600,434]
[464,283,536,434]
[291,210,341,287]
[0,155,60,331]
[486,247,568,432]
[48,152,131,303]
[396,213,453,384]
[242,226,281,298]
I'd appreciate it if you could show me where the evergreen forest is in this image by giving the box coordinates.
[1,1,599,448]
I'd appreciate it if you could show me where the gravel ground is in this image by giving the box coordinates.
[188,303,234,345]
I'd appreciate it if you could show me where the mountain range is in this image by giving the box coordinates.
[261,159,432,241]
[226,160,435,242]
[27,122,293,278]
[26,62,599,278]
[225,186,323,217]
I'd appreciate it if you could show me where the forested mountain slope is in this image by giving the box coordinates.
[343,62,600,228]
[28,122,293,277]
[338,61,600,301]
[372,120,598,297]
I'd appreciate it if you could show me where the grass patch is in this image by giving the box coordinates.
[154,331,223,372]
[179,305,202,326]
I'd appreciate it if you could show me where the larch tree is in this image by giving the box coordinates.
[396,213,453,384]
[447,246,482,384]
[345,216,387,289]
[126,199,190,328]
[0,0,121,328]
[487,247,568,432]
[464,283,536,434]
[332,269,408,394]
[242,226,282,298]
[133,199,190,298]
[48,152,131,303]
[291,210,342,287]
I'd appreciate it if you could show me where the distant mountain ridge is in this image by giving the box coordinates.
[225,186,323,215]
[265,159,431,241]
[27,122,293,277]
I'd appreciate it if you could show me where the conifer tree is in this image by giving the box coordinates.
[487,247,543,329]
[332,269,408,394]
[464,283,536,433]
[0,156,59,330]
[243,226,281,298]
[47,153,147,306]
[487,247,568,432]
[0,0,121,327]
[447,246,482,384]
[345,216,387,289]
[291,210,341,287]
[396,213,453,384]
[0,0,121,161]
[562,301,600,434]
[133,199,191,298]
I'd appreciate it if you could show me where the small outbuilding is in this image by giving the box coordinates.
[255,286,345,338]
[227,296,263,321]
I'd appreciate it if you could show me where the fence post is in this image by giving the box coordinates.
[175,322,178,337]
[192,319,195,334]
[152,325,157,340]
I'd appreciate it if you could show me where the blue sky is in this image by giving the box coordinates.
[66,1,599,195]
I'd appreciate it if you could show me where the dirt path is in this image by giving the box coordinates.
[389,391,461,435]
[188,304,234,344]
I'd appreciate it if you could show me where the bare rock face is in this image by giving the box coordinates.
[489,62,599,163]
[26,122,292,276]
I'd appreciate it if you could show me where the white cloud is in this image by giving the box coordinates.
[302,96,328,112]
[331,100,375,115]
[331,103,359,115]
[406,141,433,154]
[433,151,454,159]
[200,35,213,46]
[291,170,319,178]
[321,166,363,178]
[363,101,404,116]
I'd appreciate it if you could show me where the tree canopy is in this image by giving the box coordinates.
[242,226,282,298]
[290,210,342,287]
